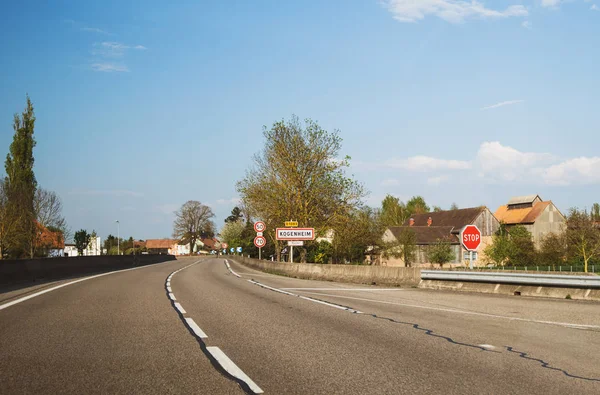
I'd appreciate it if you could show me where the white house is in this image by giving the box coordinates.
[64,236,102,257]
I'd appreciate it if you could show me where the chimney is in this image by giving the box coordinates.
[409,218,415,227]
[427,217,432,227]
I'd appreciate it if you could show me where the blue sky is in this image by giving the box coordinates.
[1,0,599,241]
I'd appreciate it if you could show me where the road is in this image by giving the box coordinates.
[1,257,599,394]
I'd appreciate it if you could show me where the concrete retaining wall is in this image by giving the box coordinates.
[0,255,177,286]
[419,279,600,301]
[233,257,421,286]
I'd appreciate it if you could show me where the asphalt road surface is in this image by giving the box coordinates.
[1,257,599,394]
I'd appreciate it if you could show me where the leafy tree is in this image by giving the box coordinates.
[0,179,20,259]
[225,207,244,223]
[565,208,600,273]
[432,206,442,212]
[220,220,245,247]
[74,229,90,256]
[397,228,417,267]
[236,116,365,261]
[427,239,456,268]
[380,194,407,226]
[332,207,384,264]
[508,225,536,266]
[173,200,216,255]
[537,232,566,268]
[450,202,459,210]
[406,196,429,216]
[4,96,37,258]
[591,203,600,221]
[313,240,333,264]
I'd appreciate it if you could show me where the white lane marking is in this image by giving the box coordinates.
[1,261,174,311]
[206,346,263,394]
[174,302,186,314]
[224,260,241,278]
[166,281,171,286]
[296,291,600,330]
[248,279,361,314]
[169,292,177,301]
[167,286,172,292]
[479,344,496,350]
[281,288,405,291]
[185,317,208,339]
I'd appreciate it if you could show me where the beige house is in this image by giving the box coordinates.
[494,195,566,248]
[380,207,500,267]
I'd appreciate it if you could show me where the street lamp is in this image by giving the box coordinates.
[116,220,120,255]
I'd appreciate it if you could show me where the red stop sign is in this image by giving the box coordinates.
[461,225,481,251]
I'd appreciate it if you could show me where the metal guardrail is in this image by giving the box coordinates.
[421,270,600,289]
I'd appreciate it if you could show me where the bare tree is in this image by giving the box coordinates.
[34,188,70,239]
[173,201,216,254]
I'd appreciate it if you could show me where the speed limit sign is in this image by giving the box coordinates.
[254,236,266,248]
[254,221,266,233]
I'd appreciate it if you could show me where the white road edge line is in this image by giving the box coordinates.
[206,346,264,394]
[296,291,600,330]
[248,279,361,314]
[224,260,241,278]
[168,292,177,301]
[174,302,186,314]
[1,262,166,311]
[281,288,405,291]
[185,317,208,339]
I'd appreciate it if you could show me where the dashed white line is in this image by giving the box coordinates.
[206,346,264,394]
[185,317,208,339]
[167,286,172,293]
[224,260,241,278]
[248,279,362,314]
[295,291,600,330]
[174,302,186,314]
[168,292,177,301]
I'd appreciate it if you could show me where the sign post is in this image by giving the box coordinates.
[460,225,482,270]
[254,221,266,260]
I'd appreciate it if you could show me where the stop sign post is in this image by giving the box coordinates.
[460,225,481,270]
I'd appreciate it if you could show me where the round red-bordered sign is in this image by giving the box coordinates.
[254,236,266,248]
[254,221,266,233]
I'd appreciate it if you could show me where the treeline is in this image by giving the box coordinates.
[0,97,70,259]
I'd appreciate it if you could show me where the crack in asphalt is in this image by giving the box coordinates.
[505,346,600,382]
[240,270,600,384]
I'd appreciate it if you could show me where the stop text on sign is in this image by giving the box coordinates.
[276,228,315,240]
[460,225,482,251]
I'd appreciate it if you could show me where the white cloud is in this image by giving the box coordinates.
[81,26,109,34]
[522,20,532,29]
[481,99,524,110]
[427,175,450,186]
[92,42,147,58]
[384,156,471,171]
[384,0,528,23]
[381,179,400,187]
[592,4,600,11]
[476,142,556,181]
[90,63,129,72]
[69,189,142,197]
[542,157,600,185]
[541,0,562,8]
[215,197,241,206]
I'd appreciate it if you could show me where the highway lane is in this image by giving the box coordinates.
[0,257,244,394]
[172,258,600,394]
[1,256,599,394]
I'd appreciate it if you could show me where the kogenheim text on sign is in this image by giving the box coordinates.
[276,228,315,240]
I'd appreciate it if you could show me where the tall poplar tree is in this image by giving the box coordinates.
[4,96,37,258]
